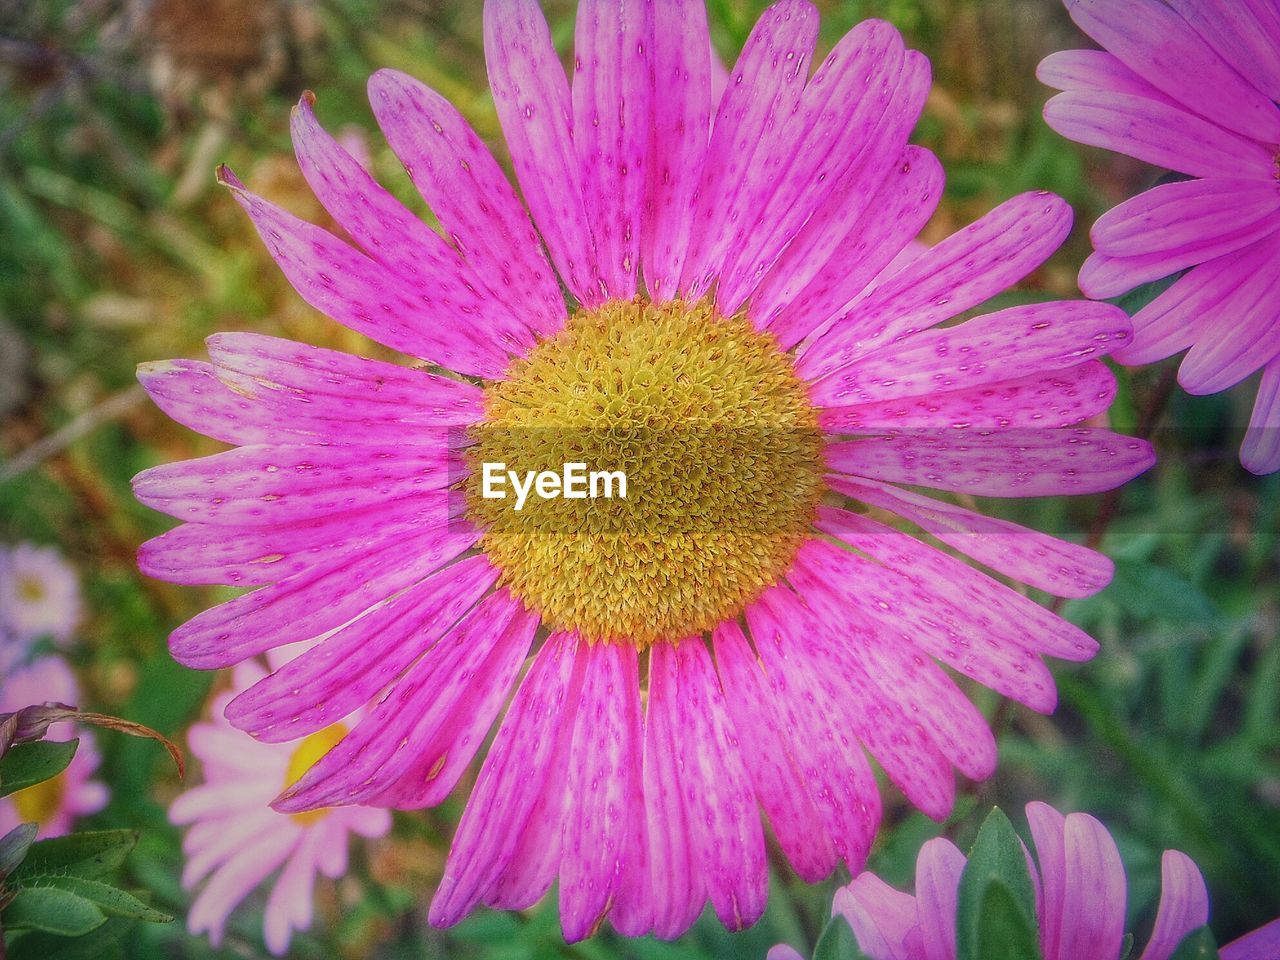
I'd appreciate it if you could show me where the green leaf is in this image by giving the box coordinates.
[1168,926,1221,960]
[814,912,872,960]
[957,807,1041,960]
[7,918,131,960]
[14,830,140,882]
[2,884,107,936]
[42,876,172,923]
[0,740,78,798]
[0,823,39,878]
[972,880,1043,960]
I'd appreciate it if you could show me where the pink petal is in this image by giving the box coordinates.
[263,829,319,955]
[217,167,508,377]
[226,556,499,741]
[715,19,908,314]
[915,837,966,960]
[678,0,819,300]
[1037,49,1183,104]
[290,93,534,352]
[1056,812,1127,960]
[166,522,478,669]
[828,475,1113,598]
[797,192,1073,383]
[1042,91,1274,181]
[649,639,766,933]
[820,360,1118,434]
[751,585,955,821]
[835,874,918,960]
[275,588,535,810]
[1166,0,1280,100]
[206,332,482,423]
[809,300,1132,408]
[1242,357,1280,476]
[366,70,565,335]
[711,622,842,882]
[826,427,1154,497]
[139,494,457,587]
[557,642,645,942]
[429,631,583,928]
[484,0,599,304]
[1091,179,1280,260]
[572,0,652,300]
[1027,801,1068,960]
[1222,918,1280,960]
[187,827,299,948]
[642,0,713,302]
[760,143,942,350]
[1064,0,1280,144]
[1137,850,1209,960]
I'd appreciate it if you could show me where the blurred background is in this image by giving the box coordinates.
[0,0,1277,957]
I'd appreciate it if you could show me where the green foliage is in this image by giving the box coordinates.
[956,809,1041,960]
[0,741,78,798]
[813,914,870,960]
[1168,927,1221,960]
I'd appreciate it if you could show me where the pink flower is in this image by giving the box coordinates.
[1038,0,1280,474]
[135,0,1153,941]
[0,657,108,840]
[776,802,1276,960]
[169,655,391,955]
[0,542,82,648]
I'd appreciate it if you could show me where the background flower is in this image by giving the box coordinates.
[1039,0,1280,474]
[0,656,108,839]
[0,542,82,648]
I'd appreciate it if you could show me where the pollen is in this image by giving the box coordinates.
[283,722,348,826]
[467,298,824,647]
[14,770,67,825]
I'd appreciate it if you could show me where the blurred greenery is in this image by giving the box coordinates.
[1,0,1277,958]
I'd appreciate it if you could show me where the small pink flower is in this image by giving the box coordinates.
[136,0,1154,941]
[1039,0,1280,474]
[773,802,1276,960]
[0,657,108,840]
[0,542,82,648]
[170,656,391,955]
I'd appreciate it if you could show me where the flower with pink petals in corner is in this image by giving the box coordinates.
[134,0,1154,942]
[770,802,1278,960]
[0,542,82,649]
[1038,0,1280,474]
[170,656,391,955]
[0,657,108,840]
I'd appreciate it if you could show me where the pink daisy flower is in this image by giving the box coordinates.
[0,656,108,840]
[1038,0,1280,474]
[169,654,392,955]
[769,802,1278,960]
[0,542,82,648]
[135,0,1153,941]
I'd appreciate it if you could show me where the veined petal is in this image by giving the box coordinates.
[1242,358,1280,476]
[572,0,653,300]
[809,300,1131,408]
[643,0,713,302]
[1057,812,1127,960]
[226,556,500,742]
[367,69,566,335]
[485,0,599,304]
[1064,0,1280,143]
[1138,851,1209,960]
[1027,801,1068,960]
[820,361,1118,434]
[1166,0,1280,101]
[291,93,535,350]
[1037,49,1182,104]
[678,0,819,300]
[835,874,918,960]
[797,192,1073,382]
[217,167,509,377]
[915,838,965,960]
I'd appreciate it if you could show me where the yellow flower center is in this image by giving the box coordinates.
[467,298,824,647]
[17,576,45,603]
[13,771,66,825]
[282,723,348,826]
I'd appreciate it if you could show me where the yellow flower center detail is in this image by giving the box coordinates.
[17,576,45,603]
[468,298,825,648]
[13,771,66,825]
[283,723,347,827]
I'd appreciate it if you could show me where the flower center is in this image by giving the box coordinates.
[13,771,66,825]
[283,723,347,826]
[17,576,45,603]
[467,298,824,647]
